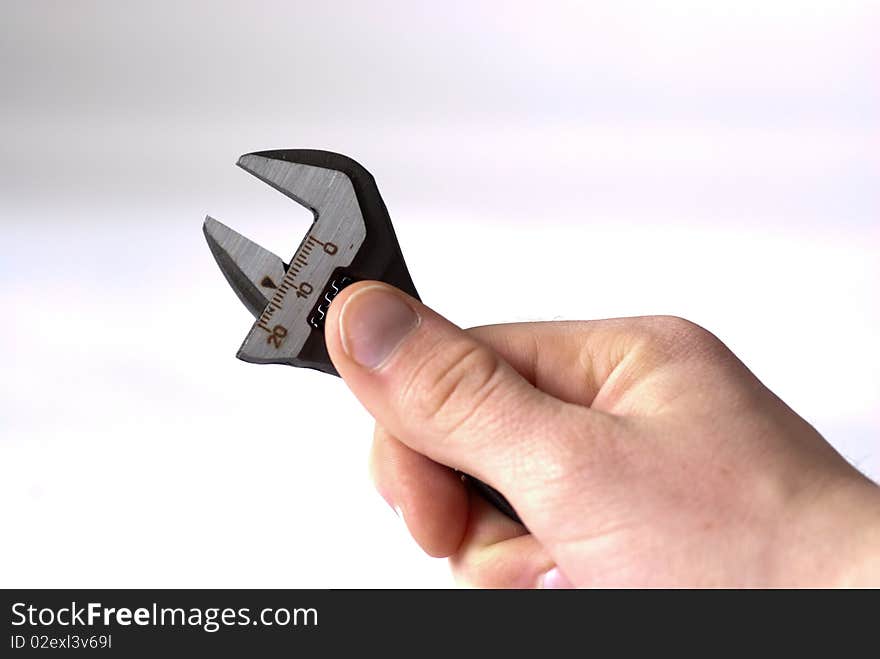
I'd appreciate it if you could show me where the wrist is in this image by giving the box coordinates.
[833,479,880,586]
[780,474,880,587]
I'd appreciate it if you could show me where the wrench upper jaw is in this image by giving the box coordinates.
[236,150,372,217]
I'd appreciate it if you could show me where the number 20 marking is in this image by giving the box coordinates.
[267,324,288,348]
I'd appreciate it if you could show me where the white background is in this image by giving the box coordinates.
[1,1,877,587]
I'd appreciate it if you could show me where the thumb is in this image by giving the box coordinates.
[324,281,589,500]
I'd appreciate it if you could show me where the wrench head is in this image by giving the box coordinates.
[205,150,419,375]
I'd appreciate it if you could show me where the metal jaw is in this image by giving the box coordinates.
[204,150,419,375]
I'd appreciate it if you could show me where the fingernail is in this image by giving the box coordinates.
[339,285,420,369]
[540,567,574,589]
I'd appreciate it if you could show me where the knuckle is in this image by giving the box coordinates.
[636,315,727,360]
[398,339,505,436]
[650,315,710,340]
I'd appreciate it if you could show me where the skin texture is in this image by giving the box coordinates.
[325,281,880,588]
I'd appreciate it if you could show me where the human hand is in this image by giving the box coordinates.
[324,282,880,587]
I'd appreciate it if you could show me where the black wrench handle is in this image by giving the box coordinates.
[459,472,521,524]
